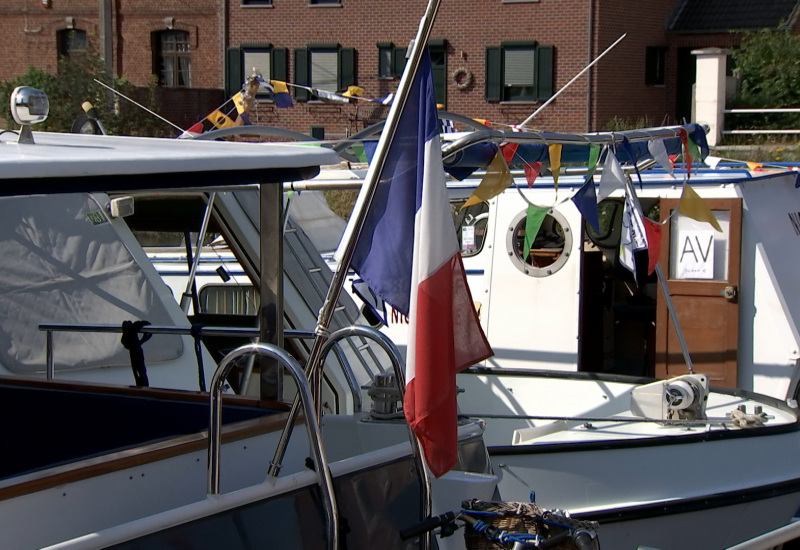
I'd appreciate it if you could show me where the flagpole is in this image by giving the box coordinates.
[519,33,626,129]
[268,0,441,541]
[622,177,695,373]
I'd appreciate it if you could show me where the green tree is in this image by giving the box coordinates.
[730,28,800,130]
[1,46,172,137]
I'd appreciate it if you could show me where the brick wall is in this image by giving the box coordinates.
[0,0,777,137]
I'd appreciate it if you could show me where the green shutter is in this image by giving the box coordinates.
[392,46,407,77]
[294,48,309,101]
[225,47,242,97]
[485,46,502,102]
[339,47,355,90]
[271,48,288,82]
[535,45,554,100]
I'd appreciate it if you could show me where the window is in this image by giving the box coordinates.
[309,0,340,4]
[377,42,406,79]
[485,42,554,102]
[154,30,191,88]
[645,46,667,86]
[376,39,447,103]
[57,29,87,58]
[225,45,288,98]
[293,44,355,101]
[506,208,572,277]
[452,200,490,257]
[241,0,272,4]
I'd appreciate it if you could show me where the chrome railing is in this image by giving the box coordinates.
[37,322,362,411]
[206,343,339,549]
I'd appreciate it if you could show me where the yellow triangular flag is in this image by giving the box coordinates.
[549,144,562,190]
[746,161,763,170]
[205,109,235,129]
[678,183,722,232]
[461,150,513,209]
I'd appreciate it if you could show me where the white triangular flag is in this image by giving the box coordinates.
[704,155,722,169]
[647,139,674,177]
[619,192,649,283]
[597,152,627,202]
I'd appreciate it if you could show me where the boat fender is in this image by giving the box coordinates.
[452,67,473,90]
[121,320,152,387]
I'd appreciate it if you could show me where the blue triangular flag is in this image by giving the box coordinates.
[571,176,600,233]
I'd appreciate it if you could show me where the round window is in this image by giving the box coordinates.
[506,208,572,277]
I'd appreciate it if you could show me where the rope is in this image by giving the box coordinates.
[729,408,768,428]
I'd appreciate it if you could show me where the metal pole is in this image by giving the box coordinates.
[623,177,695,373]
[519,33,626,128]
[267,1,441,547]
[180,193,217,313]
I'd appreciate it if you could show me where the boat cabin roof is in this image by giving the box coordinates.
[0,130,341,195]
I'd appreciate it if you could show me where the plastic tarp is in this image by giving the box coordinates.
[0,194,182,374]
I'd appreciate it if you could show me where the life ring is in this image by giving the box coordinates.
[452,67,473,90]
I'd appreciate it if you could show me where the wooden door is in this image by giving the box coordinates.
[655,198,742,387]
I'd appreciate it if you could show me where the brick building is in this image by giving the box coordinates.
[1,0,798,136]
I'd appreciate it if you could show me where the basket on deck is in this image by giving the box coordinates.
[461,499,599,550]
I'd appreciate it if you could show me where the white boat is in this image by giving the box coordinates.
[0,87,505,549]
[143,123,800,548]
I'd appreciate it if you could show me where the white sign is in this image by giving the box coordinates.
[461,225,475,251]
[676,230,715,279]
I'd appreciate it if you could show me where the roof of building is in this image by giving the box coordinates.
[668,0,800,31]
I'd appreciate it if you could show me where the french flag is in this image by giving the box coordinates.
[350,51,493,477]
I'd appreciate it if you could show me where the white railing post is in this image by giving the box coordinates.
[692,47,729,146]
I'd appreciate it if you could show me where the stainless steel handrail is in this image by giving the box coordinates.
[207,342,339,549]
[37,323,363,409]
[267,325,432,550]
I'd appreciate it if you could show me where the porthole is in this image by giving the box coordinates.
[506,208,572,277]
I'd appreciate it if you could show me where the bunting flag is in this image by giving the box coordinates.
[643,218,662,275]
[270,80,294,108]
[370,93,394,105]
[647,139,674,177]
[525,161,543,187]
[678,183,722,232]
[571,176,600,232]
[349,50,492,477]
[313,88,350,103]
[500,142,519,164]
[597,151,626,202]
[342,85,365,97]
[619,192,649,284]
[204,108,236,130]
[587,144,601,177]
[461,150,513,209]
[704,155,722,169]
[522,204,549,261]
[746,161,764,171]
[549,144,562,190]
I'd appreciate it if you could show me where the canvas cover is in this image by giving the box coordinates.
[0,193,182,374]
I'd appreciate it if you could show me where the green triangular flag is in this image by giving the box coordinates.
[523,204,549,260]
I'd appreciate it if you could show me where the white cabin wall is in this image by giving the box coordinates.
[482,186,583,371]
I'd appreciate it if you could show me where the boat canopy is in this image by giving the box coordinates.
[439,123,709,180]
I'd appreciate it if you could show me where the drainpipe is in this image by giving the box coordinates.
[586,0,593,131]
[221,0,227,90]
[99,0,113,105]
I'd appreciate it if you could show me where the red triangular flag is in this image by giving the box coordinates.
[643,218,662,275]
[500,142,519,164]
[524,161,542,187]
[679,128,691,180]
